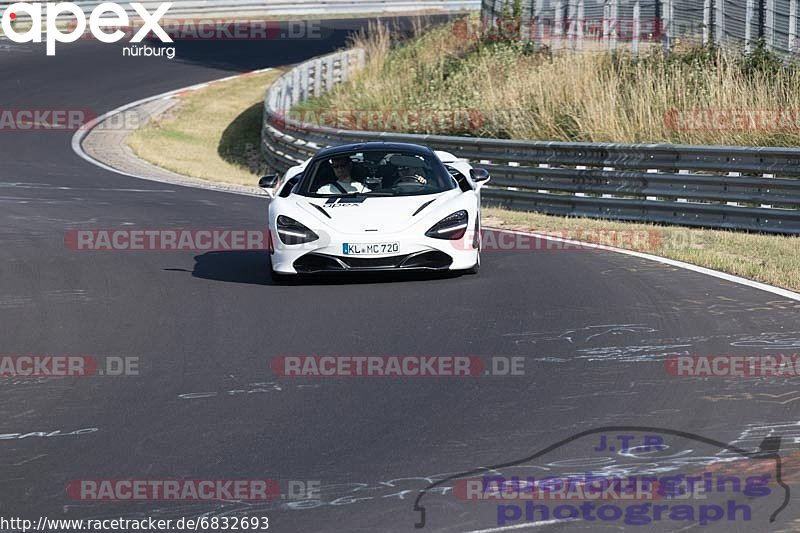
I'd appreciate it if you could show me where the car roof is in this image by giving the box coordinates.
[313,142,435,159]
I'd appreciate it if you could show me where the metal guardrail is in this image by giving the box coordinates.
[2,0,479,19]
[482,0,800,58]
[262,49,800,234]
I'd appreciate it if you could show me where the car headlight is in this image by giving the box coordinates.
[425,210,469,240]
[276,215,319,245]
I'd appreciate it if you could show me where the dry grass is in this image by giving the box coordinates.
[127,70,282,186]
[484,207,800,291]
[302,17,800,146]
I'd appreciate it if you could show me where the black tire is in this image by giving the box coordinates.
[464,213,482,274]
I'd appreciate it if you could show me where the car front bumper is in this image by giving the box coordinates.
[270,236,478,275]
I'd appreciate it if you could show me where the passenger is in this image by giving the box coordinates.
[316,156,371,194]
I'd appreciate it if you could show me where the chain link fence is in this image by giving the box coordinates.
[479,0,799,55]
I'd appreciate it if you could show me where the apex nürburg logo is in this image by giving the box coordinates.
[1,2,173,56]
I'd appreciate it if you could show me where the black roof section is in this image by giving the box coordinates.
[314,142,434,159]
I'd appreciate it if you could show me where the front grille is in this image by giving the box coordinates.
[293,254,346,273]
[399,251,452,269]
[293,251,452,273]
[339,255,407,269]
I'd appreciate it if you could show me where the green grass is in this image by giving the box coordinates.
[127,70,282,185]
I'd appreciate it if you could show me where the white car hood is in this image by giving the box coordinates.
[295,190,461,234]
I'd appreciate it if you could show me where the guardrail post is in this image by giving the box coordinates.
[537,163,550,193]
[567,0,576,49]
[534,0,545,45]
[609,0,618,49]
[646,169,658,200]
[302,64,311,101]
[291,68,301,106]
[765,0,775,50]
[633,0,641,55]
[279,80,290,114]
[662,0,672,51]
[340,55,349,83]
[715,0,725,43]
[554,0,564,49]
[575,165,587,196]
[603,0,618,50]
[727,171,741,207]
[602,166,614,197]
[762,173,775,208]
[313,59,322,97]
[325,55,335,91]
[678,169,690,202]
[790,0,798,54]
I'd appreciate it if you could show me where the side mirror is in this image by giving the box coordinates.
[278,175,302,198]
[259,175,279,189]
[470,167,490,183]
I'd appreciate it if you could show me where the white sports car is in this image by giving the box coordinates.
[258,142,490,278]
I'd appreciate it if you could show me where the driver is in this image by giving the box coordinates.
[316,156,371,194]
[394,165,427,186]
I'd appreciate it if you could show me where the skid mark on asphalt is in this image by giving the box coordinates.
[506,328,800,363]
[663,297,800,317]
[704,392,800,405]
[723,421,800,450]
[730,333,800,350]
[574,344,693,362]
[177,382,320,400]
[57,428,800,525]
[0,427,98,440]
[504,324,658,345]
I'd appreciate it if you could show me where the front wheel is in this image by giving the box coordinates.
[465,213,481,274]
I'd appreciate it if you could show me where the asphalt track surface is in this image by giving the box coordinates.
[1,19,800,533]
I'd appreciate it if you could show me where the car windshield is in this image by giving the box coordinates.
[295,149,457,198]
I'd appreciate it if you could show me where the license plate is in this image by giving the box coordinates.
[342,242,400,255]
